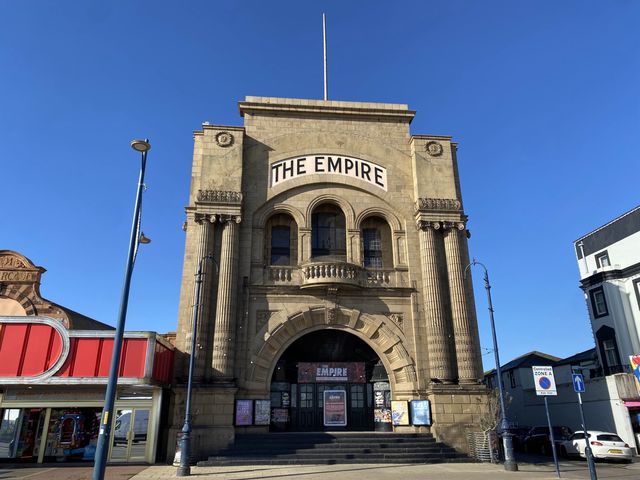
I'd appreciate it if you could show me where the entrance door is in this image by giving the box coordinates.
[348,384,370,431]
[110,409,149,462]
[297,384,315,431]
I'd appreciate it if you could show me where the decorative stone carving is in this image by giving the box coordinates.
[443,221,466,231]
[417,220,442,231]
[256,310,276,332]
[197,190,243,204]
[0,256,28,269]
[388,313,404,331]
[416,198,461,212]
[194,213,217,224]
[215,131,234,147]
[425,141,443,156]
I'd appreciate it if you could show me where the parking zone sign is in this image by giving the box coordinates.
[532,366,557,396]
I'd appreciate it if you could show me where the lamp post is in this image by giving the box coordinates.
[465,259,518,472]
[177,253,215,477]
[92,139,151,480]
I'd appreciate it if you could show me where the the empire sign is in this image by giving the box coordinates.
[270,154,387,191]
[298,362,366,383]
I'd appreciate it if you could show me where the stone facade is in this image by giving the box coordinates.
[166,97,489,460]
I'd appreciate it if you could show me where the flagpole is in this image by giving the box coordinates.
[323,13,328,100]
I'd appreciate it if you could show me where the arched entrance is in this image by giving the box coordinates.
[269,329,391,432]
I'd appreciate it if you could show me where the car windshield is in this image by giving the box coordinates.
[597,434,623,442]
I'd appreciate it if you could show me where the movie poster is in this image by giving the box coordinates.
[254,400,270,425]
[410,400,431,426]
[235,400,253,426]
[391,400,409,426]
[323,390,347,426]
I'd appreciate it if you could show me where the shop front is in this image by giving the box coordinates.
[0,316,173,464]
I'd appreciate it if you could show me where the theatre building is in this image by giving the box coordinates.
[168,97,490,459]
[0,250,174,464]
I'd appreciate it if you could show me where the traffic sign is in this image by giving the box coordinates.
[532,366,557,396]
[572,373,585,393]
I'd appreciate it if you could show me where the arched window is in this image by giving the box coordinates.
[311,204,346,260]
[361,216,392,268]
[265,214,297,265]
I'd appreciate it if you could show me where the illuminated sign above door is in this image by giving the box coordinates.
[270,154,387,191]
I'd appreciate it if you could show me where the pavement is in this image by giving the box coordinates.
[0,458,638,480]
[129,460,640,480]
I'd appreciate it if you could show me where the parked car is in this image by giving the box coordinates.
[113,411,149,445]
[523,425,573,455]
[560,431,634,462]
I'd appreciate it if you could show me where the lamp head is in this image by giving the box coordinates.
[130,139,151,153]
[138,232,152,244]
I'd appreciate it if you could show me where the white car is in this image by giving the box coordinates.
[560,430,634,462]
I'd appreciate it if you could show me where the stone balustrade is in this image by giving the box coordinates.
[301,261,362,288]
[264,263,405,288]
[266,266,295,283]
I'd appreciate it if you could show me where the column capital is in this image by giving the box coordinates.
[194,213,217,224]
[220,214,242,224]
[417,220,442,231]
[442,221,466,231]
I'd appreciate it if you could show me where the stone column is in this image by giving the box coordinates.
[443,222,481,383]
[212,215,240,378]
[192,213,215,381]
[418,221,455,383]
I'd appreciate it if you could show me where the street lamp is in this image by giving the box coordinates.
[92,139,151,480]
[465,259,518,472]
[177,254,216,477]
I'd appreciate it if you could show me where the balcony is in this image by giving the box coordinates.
[261,262,409,289]
[301,261,362,289]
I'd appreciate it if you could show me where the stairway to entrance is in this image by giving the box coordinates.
[198,432,471,466]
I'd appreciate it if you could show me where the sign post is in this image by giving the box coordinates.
[532,366,560,478]
[572,372,597,480]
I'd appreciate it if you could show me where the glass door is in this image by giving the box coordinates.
[110,409,149,462]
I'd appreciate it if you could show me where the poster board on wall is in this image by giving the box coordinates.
[391,400,409,426]
[323,390,347,427]
[235,399,253,426]
[410,400,431,425]
[254,400,270,425]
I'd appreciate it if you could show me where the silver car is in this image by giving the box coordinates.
[560,430,634,462]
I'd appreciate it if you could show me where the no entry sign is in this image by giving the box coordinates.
[532,366,557,396]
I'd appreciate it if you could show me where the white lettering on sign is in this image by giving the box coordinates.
[316,366,348,380]
[270,155,388,191]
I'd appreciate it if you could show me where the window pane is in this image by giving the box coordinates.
[592,290,607,316]
[597,434,622,442]
[363,228,383,268]
[312,209,346,258]
[271,226,290,265]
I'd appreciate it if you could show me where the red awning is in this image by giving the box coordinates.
[624,401,640,408]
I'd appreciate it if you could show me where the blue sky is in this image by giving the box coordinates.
[1,1,638,371]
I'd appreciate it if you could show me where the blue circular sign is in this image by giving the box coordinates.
[539,376,551,389]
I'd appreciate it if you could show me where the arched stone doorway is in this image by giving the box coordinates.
[268,329,391,432]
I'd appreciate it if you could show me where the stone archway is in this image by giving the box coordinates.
[247,306,418,396]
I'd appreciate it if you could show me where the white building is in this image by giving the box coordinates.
[574,205,640,374]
